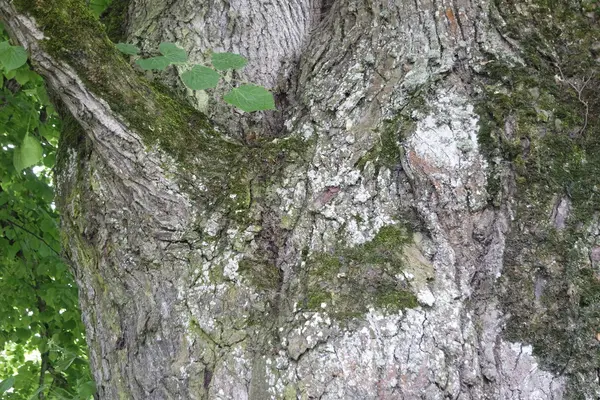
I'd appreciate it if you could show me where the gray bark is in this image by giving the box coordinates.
[2,0,599,398]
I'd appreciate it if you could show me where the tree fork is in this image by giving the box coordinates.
[3,0,600,398]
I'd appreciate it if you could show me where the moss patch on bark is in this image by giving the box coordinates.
[100,0,131,43]
[477,0,600,395]
[301,224,418,319]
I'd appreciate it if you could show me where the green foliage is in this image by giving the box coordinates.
[0,26,94,399]
[0,376,15,394]
[118,42,276,112]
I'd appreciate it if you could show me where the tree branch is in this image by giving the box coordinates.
[4,217,61,258]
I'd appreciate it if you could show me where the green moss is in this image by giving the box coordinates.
[354,87,432,173]
[305,290,333,309]
[577,268,600,308]
[476,58,599,219]
[302,225,418,318]
[379,117,409,167]
[478,1,600,394]
[53,98,90,173]
[355,112,416,173]
[279,214,294,230]
[374,287,418,311]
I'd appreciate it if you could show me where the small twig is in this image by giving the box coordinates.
[36,293,50,400]
[5,218,61,258]
[574,75,592,135]
[554,62,592,136]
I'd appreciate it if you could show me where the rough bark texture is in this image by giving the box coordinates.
[2,0,600,398]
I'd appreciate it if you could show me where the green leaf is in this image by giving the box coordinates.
[0,376,15,394]
[77,380,96,398]
[40,218,56,234]
[159,42,187,63]
[15,68,35,85]
[35,86,51,105]
[211,52,248,71]
[43,152,56,168]
[0,42,28,72]
[180,65,220,90]
[39,123,59,143]
[13,133,44,172]
[15,328,30,340]
[4,67,16,79]
[56,355,76,372]
[223,84,275,112]
[115,43,139,55]
[135,56,171,71]
[0,26,95,399]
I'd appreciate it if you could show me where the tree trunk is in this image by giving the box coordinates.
[2,0,599,398]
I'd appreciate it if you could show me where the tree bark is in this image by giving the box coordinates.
[2,0,599,398]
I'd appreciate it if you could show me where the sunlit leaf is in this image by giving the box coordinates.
[15,68,35,85]
[27,386,46,400]
[43,152,56,168]
[4,67,16,79]
[77,380,96,398]
[56,355,76,372]
[39,123,59,143]
[35,86,51,105]
[0,24,92,400]
[13,133,43,172]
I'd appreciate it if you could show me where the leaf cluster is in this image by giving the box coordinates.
[117,42,276,113]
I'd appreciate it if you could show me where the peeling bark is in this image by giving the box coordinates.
[2,0,599,398]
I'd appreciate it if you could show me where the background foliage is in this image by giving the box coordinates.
[0,23,94,399]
